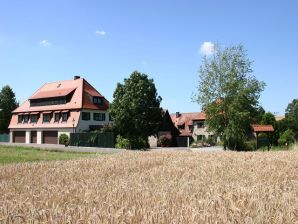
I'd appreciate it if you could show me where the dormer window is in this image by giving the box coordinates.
[18,115,23,123]
[93,96,103,105]
[23,115,29,123]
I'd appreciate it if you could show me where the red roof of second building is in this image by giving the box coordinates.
[171,112,206,126]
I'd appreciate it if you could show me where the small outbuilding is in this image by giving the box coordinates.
[251,124,275,150]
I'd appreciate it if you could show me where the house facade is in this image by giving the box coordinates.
[8,76,111,144]
[171,112,214,146]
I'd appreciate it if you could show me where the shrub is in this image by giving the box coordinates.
[115,135,131,149]
[244,140,256,151]
[278,129,295,149]
[59,134,69,145]
[206,136,216,146]
[130,137,149,150]
[115,135,149,150]
[158,135,172,147]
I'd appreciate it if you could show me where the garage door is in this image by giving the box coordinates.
[43,131,58,144]
[31,131,37,143]
[13,131,26,143]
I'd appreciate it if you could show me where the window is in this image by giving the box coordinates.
[93,97,103,105]
[30,115,38,123]
[30,97,67,107]
[43,114,51,123]
[177,124,185,130]
[196,121,204,128]
[54,113,60,122]
[109,114,113,121]
[93,113,106,121]
[18,115,23,123]
[197,135,205,141]
[82,112,90,121]
[23,115,29,123]
[62,112,68,122]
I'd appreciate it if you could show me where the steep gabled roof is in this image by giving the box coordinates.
[170,112,206,126]
[12,77,109,113]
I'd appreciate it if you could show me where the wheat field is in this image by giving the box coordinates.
[1,150,298,223]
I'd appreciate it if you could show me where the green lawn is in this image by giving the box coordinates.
[0,145,99,165]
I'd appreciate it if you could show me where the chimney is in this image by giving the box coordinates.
[176,112,180,118]
[74,75,81,80]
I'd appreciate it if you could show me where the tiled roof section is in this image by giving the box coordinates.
[13,78,84,113]
[12,77,109,113]
[29,87,76,100]
[170,112,206,137]
[171,112,206,126]
[179,130,192,137]
[9,77,110,129]
[251,125,274,132]
[82,80,109,110]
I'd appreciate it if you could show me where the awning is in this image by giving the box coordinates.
[30,112,39,115]
[42,111,52,114]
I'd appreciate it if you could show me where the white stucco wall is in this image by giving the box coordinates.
[37,130,42,144]
[25,131,30,144]
[76,109,111,132]
[192,121,214,141]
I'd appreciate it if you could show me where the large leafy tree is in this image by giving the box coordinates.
[284,99,298,139]
[0,85,18,133]
[110,71,162,148]
[261,112,279,145]
[195,45,265,150]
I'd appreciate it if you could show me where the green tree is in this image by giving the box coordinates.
[110,71,162,149]
[195,45,265,150]
[261,112,279,145]
[284,99,298,139]
[278,129,295,149]
[0,85,18,133]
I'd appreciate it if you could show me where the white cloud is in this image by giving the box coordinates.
[199,41,215,55]
[39,39,52,47]
[95,30,106,36]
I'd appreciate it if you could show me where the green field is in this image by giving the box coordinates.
[0,145,99,164]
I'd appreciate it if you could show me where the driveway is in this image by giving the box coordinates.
[0,143,125,154]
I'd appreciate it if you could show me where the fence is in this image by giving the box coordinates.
[69,132,115,148]
[0,133,10,142]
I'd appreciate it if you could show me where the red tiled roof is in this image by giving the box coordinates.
[171,112,206,125]
[251,125,274,132]
[9,77,110,129]
[170,112,206,137]
[29,87,76,100]
[179,130,192,137]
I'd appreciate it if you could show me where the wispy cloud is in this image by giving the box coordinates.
[199,41,215,55]
[39,39,52,47]
[95,30,106,36]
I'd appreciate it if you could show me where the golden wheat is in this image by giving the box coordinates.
[1,150,298,223]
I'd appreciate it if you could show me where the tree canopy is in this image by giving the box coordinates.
[195,45,265,150]
[110,71,162,149]
[284,99,298,138]
[0,85,18,133]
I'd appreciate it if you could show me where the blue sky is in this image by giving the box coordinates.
[0,0,297,115]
